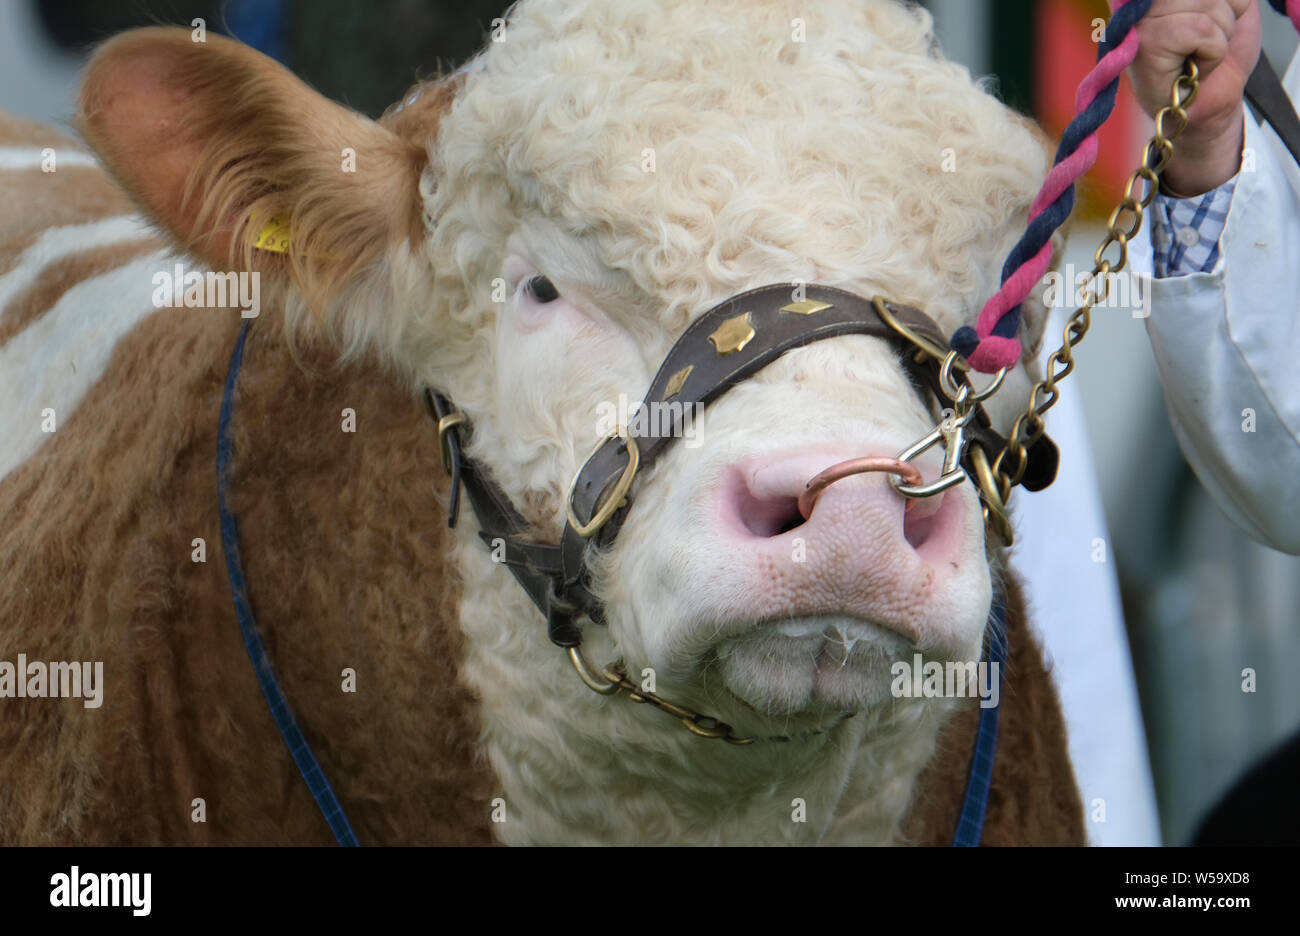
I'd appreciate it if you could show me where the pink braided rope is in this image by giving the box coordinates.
[964,0,1144,373]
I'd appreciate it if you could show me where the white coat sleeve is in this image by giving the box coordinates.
[1130,49,1300,555]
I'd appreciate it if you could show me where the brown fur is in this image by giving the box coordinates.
[0,240,159,346]
[0,111,72,149]
[0,168,129,255]
[0,296,497,844]
[0,115,132,269]
[380,74,467,154]
[0,33,499,846]
[900,571,1086,844]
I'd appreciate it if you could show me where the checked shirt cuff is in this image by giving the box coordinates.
[1149,177,1238,277]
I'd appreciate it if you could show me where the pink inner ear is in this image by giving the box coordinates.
[77,25,435,312]
[79,29,243,260]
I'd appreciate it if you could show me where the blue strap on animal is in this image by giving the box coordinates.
[218,320,360,847]
[953,595,1007,847]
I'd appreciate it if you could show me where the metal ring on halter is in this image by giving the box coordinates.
[797,457,924,519]
[970,443,1014,545]
[873,296,968,368]
[940,352,1006,404]
[565,430,641,538]
[567,646,623,694]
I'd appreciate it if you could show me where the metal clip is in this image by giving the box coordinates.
[891,404,973,498]
[890,353,1007,500]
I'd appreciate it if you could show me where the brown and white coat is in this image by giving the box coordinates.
[0,0,1083,845]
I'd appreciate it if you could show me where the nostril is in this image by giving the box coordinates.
[738,489,806,538]
[902,490,948,551]
[903,509,936,550]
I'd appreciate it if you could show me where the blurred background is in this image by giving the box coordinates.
[3,0,1296,845]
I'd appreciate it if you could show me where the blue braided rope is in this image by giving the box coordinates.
[952,0,1153,356]
[952,594,1008,847]
[218,321,360,847]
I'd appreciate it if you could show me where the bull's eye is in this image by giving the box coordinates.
[525,274,560,303]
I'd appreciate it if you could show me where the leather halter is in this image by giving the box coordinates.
[427,283,1059,650]
[214,285,1047,844]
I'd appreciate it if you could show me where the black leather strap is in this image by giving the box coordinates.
[426,389,583,645]
[1245,53,1300,170]
[429,283,1059,649]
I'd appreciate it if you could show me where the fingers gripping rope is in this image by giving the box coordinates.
[951,0,1152,372]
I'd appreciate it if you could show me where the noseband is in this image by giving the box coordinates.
[428,282,1057,738]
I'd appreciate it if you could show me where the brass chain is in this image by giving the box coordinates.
[567,646,755,743]
[601,658,757,744]
[566,646,858,744]
[978,60,1201,537]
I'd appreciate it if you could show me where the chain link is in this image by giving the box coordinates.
[567,647,755,743]
[610,660,758,743]
[979,61,1201,536]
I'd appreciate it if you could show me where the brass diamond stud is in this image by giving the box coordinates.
[708,312,755,355]
[663,365,693,399]
[780,298,832,316]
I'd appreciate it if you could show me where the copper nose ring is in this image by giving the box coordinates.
[797,457,924,520]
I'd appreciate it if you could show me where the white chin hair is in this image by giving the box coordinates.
[714,616,913,715]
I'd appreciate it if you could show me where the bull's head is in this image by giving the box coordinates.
[80,1,1059,764]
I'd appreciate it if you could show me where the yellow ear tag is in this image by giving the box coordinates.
[252,214,293,254]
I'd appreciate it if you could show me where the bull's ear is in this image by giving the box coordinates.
[77,26,427,313]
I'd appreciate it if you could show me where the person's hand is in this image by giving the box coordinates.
[1120,0,1261,195]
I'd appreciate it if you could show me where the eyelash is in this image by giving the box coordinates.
[524,274,560,304]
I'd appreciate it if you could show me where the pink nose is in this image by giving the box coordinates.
[717,448,968,644]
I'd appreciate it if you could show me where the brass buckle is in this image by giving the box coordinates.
[437,412,467,475]
[938,351,1005,404]
[565,430,640,538]
[874,296,968,369]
